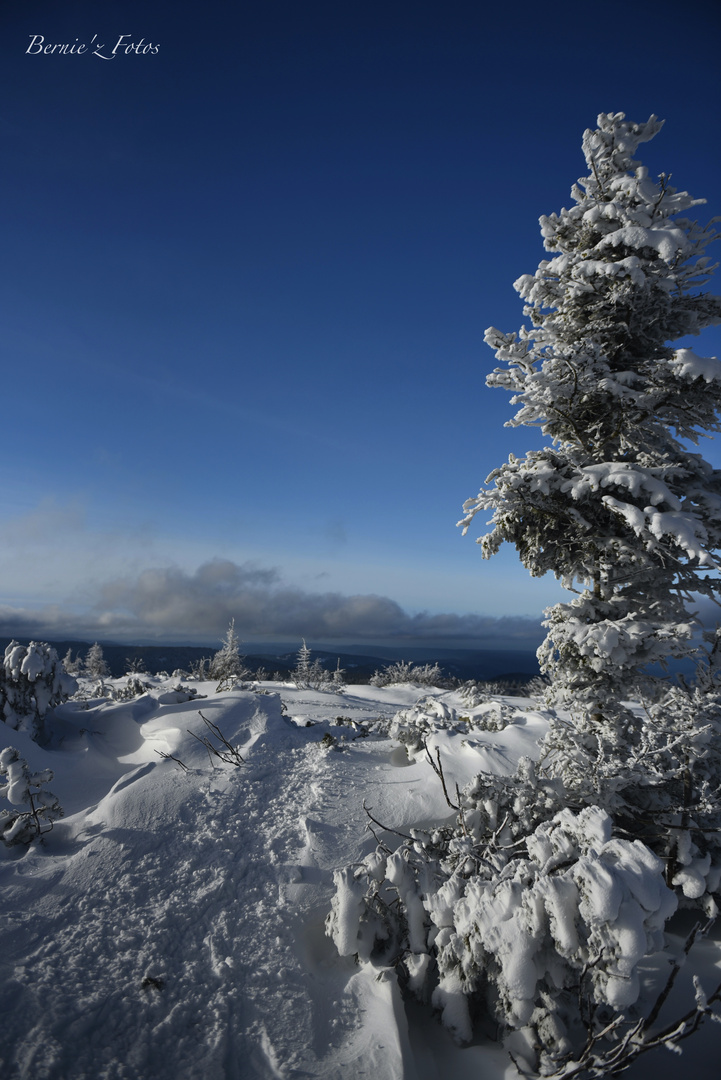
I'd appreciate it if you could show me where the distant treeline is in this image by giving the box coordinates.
[0,638,541,684]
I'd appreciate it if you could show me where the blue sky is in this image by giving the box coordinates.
[2,0,721,647]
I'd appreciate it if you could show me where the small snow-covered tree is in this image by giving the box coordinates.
[460,113,721,817]
[292,640,332,690]
[0,746,64,844]
[84,642,110,679]
[209,619,251,685]
[330,657,346,692]
[62,648,83,675]
[1,641,78,741]
[293,639,312,686]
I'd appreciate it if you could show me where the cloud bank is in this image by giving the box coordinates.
[0,558,545,649]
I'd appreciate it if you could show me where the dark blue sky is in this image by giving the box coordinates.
[2,0,721,645]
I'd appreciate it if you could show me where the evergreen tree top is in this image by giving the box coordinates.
[461,113,721,703]
[480,112,721,460]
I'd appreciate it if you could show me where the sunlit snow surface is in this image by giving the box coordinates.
[0,681,719,1079]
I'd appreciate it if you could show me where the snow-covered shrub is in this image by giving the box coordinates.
[84,642,110,679]
[524,675,550,702]
[470,701,518,731]
[187,656,212,681]
[0,746,63,845]
[390,698,453,754]
[536,659,721,913]
[152,683,202,704]
[112,675,153,702]
[458,680,491,706]
[390,696,517,757]
[328,772,681,1074]
[461,679,530,702]
[1,641,78,741]
[370,660,444,687]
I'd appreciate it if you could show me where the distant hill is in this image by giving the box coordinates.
[0,637,540,684]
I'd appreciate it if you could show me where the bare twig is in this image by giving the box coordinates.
[362,800,414,842]
[536,921,721,1078]
[155,749,189,772]
[187,711,245,769]
[642,919,709,1032]
[423,741,459,810]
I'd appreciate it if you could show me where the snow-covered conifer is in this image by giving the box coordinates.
[1,641,78,741]
[292,640,331,690]
[330,657,345,692]
[61,648,83,675]
[209,619,251,685]
[0,746,64,844]
[84,642,110,679]
[460,113,721,804]
[294,639,312,687]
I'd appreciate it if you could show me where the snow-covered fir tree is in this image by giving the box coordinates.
[84,642,110,679]
[1,641,78,742]
[292,640,331,690]
[209,619,250,684]
[0,746,64,845]
[460,113,721,827]
[61,648,83,675]
[329,138,721,1061]
[294,639,312,685]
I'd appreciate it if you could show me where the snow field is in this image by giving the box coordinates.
[1,680,719,1078]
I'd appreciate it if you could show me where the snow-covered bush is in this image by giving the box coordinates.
[523,675,551,702]
[460,679,528,702]
[390,696,518,757]
[0,746,63,845]
[457,680,483,705]
[187,656,212,681]
[535,651,721,912]
[370,660,444,687]
[1,641,78,741]
[389,697,458,754]
[112,675,153,702]
[327,772,684,1074]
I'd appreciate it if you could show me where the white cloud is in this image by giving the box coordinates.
[0,558,545,648]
